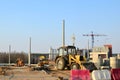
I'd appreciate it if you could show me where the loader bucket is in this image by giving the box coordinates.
[82,62,97,72]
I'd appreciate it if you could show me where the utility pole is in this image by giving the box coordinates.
[87,39,90,60]
[62,20,65,47]
[9,45,11,65]
[28,37,31,66]
[72,34,75,46]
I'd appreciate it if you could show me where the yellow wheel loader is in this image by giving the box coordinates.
[38,55,49,67]
[55,46,97,71]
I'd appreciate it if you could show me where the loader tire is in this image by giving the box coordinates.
[71,63,80,70]
[56,57,65,70]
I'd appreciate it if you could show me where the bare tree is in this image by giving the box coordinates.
[0,52,28,63]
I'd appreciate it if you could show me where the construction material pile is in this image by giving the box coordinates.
[0,67,6,75]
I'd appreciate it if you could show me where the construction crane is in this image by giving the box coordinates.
[83,31,106,48]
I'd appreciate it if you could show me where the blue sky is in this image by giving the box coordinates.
[0,0,120,53]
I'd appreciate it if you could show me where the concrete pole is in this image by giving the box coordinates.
[87,39,90,60]
[49,47,52,60]
[28,37,31,66]
[9,45,11,65]
[72,34,75,46]
[62,20,65,47]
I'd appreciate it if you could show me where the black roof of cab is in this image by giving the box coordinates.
[58,45,76,50]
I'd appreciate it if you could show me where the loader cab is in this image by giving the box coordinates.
[55,46,97,70]
[58,46,76,56]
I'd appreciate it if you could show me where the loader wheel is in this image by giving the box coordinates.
[71,63,80,70]
[56,58,65,70]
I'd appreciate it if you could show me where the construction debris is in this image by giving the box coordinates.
[0,67,6,75]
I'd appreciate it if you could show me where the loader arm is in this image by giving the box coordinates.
[69,55,81,65]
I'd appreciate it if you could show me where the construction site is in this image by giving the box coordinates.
[0,0,120,80]
[0,21,120,80]
[0,44,120,80]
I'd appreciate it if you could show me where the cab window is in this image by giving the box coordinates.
[59,48,67,56]
[68,48,76,54]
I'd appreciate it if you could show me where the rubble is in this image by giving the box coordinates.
[0,67,7,75]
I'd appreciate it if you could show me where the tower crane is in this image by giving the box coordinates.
[83,31,106,48]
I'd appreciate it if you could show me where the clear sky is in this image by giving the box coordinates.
[0,0,120,53]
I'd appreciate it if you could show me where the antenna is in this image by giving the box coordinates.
[83,31,106,48]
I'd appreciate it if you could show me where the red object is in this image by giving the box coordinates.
[71,70,90,80]
[111,68,120,80]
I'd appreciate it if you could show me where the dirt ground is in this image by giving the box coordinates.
[0,61,70,80]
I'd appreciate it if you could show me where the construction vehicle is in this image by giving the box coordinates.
[32,55,49,71]
[38,55,49,67]
[55,45,97,71]
[16,58,24,67]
